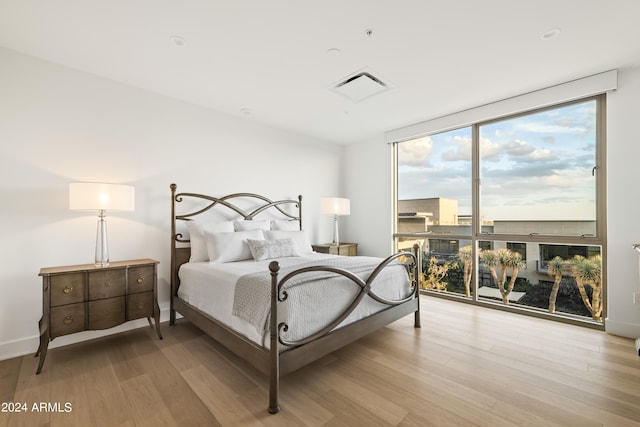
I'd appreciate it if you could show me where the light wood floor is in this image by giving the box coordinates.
[1,295,639,427]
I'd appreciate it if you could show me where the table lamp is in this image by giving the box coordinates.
[321,197,350,245]
[69,182,135,266]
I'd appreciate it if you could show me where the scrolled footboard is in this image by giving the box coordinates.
[267,244,421,414]
[274,252,418,348]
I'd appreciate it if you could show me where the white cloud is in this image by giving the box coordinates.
[528,148,551,160]
[504,139,534,156]
[398,136,432,166]
[442,136,471,161]
[479,136,500,161]
[541,171,586,188]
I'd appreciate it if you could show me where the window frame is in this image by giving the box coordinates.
[473,96,606,243]
[393,94,607,327]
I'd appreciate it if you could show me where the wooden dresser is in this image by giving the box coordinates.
[312,243,358,256]
[35,258,162,374]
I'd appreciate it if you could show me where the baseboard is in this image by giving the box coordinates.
[0,305,174,362]
[604,317,640,340]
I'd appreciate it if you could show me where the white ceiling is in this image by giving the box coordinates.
[1,0,640,144]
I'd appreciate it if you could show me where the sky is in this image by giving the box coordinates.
[397,99,597,221]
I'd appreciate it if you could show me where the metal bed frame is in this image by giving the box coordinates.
[169,183,421,413]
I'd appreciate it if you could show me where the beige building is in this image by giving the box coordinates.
[398,197,459,230]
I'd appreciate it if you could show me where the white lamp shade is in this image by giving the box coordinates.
[69,182,135,211]
[321,197,350,216]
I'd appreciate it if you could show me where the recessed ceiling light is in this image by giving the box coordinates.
[170,35,186,47]
[541,28,561,40]
[327,48,341,55]
[240,108,251,115]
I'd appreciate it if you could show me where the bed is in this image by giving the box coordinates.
[169,183,421,413]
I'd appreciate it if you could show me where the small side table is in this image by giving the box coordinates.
[312,243,358,256]
[35,258,162,374]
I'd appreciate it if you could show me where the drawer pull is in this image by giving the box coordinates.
[104,282,110,287]
[63,286,73,294]
[136,277,144,284]
[137,302,145,309]
[63,316,74,325]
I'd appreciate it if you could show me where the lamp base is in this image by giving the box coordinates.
[95,211,109,267]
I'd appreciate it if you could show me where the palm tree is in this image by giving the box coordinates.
[480,248,526,304]
[458,245,474,297]
[570,254,603,321]
[547,256,565,314]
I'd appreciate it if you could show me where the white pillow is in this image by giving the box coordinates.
[247,238,300,261]
[205,229,264,263]
[264,230,313,254]
[270,220,300,231]
[186,221,234,262]
[234,220,270,231]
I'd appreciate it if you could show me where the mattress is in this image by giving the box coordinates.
[178,253,411,348]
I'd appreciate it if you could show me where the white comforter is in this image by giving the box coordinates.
[178,253,411,348]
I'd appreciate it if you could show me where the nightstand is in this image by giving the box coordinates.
[312,243,358,256]
[35,258,162,374]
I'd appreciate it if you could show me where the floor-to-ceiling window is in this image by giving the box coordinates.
[394,95,606,326]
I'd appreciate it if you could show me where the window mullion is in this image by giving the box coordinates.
[472,123,481,302]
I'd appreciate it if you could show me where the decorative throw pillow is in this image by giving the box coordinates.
[264,230,313,254]
[247,238,300,261]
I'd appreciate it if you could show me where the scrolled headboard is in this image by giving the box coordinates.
[169,183,303,307]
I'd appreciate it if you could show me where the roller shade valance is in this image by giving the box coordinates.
[385,69,617,144]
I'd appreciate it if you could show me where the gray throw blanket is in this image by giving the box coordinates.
[232,256,396,334]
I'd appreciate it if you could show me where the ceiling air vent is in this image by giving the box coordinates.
[332,71,389,102]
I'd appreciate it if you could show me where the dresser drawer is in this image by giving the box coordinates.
[88,269,126,300]
[50,273,85,306]
[38,259,161,375]
[127,291,153,320]
[50,303,85,337]
[89,296,126,330]
[128,265,154,293]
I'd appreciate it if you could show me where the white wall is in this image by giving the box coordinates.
[0,47,341,360]
[343,66,640,340]
[605,65,640,338]
[341,136,393,257]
